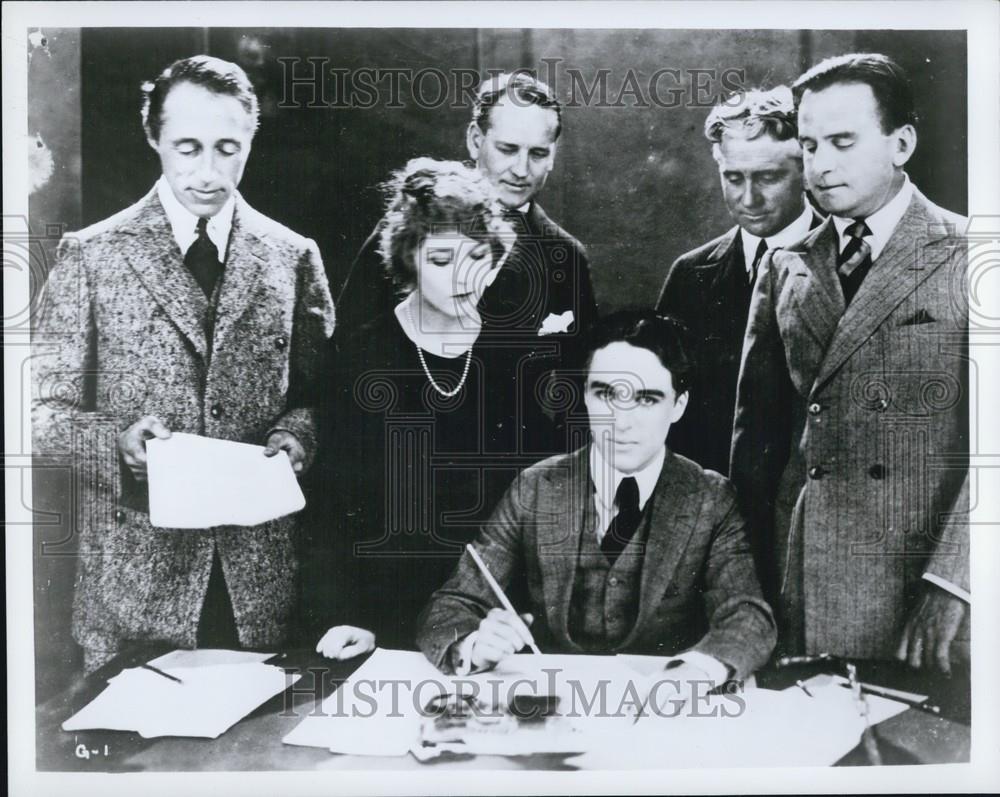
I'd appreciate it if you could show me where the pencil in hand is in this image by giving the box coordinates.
[465,544,542,655]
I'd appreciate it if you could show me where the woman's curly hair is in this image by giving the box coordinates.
[378,158,504,293]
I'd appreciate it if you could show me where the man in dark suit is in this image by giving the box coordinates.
[656,87,821,475]
[730,54,969,670]
[30,56,359,672]
[417,310,775,701]
[336,72,597,362]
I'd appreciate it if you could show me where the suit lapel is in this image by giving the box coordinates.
[212,196,268,353]
[536,447,590,646]
[624,451,700,647]
[121,189,209,359]
[785,220,845,353]
[813,190,953,391]
[705,227,742,297]
[808,206,826,232]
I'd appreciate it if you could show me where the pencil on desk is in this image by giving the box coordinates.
[141,663,184,684]
[837,682,941,715]
[465,543,542,655]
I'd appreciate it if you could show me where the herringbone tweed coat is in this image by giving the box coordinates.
[730,187,969,660]
[32,187,335,672]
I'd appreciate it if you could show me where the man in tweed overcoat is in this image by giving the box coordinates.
[32,56,335,672]
[730,54,969,671]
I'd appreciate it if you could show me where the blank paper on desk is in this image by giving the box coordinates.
[62,660,299,739]
[146,433,305,528]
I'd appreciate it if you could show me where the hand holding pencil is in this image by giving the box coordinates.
[465,544,542,670]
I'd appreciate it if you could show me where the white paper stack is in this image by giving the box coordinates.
[282,649,641,757]
[567,672,913,769]
[62,650,299,739]
[146,433,305,528]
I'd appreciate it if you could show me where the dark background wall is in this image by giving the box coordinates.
[28,28,967,696]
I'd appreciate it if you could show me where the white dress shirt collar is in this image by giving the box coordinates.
[739,203,814,276]
[590,443,666,543]
[156,175,234,264]
[831,173,913,262]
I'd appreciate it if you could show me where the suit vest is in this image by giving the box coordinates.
[567,501,650,651]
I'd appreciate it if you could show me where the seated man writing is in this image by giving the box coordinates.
[417,309,776,705]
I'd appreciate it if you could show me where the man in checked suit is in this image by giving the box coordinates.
[730,54,969,671]
[32,56,341,672]
[656,87,822,476]
[418,310,775,701]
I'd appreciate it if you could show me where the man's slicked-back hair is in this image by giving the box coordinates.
[705,86,799,147]
[583,309,696,397]
[472,72,563,140]
[141,54,260,142]
[791,52,917,133]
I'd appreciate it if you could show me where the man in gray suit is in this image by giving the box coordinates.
[32,56,342,672]
[730,54,969,671]
[418,310,775,699]
[656,87,822,476]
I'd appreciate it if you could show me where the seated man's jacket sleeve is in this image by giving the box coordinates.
[690,479,777,680]
[416,471,533,672]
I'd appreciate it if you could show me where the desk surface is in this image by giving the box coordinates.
[36,647,970,772]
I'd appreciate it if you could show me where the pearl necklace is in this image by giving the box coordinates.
[407,301,474,398]
[415,345,472,397]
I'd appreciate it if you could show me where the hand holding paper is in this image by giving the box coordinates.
[146,432,305,528]
[263,429,307,474]
[118,414,172,481]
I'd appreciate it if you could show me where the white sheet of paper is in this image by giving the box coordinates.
[146,433,305,528]
[282,648,440,755]
[283,650,648,757]
[62,659,299,739]
[147,648,275,669]
[567,674,913,769]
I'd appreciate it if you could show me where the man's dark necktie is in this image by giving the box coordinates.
[748,238,768,297]
[837,219,873,306]
[600,476,642,562]
[185,217,222,298]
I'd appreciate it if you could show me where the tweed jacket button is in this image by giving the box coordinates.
[868,464,886,480]
[115,509,125,523]
[210,403,224,419]
[808,402,822,416]
[808,465,827,480]
[275,336,287,350]
[609,577,619,586]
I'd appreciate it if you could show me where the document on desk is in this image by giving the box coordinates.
[567,673,913,769]
[282,648,440,756]
[283,650,643,758]
[62,655,299,738]
[146,433,305,528]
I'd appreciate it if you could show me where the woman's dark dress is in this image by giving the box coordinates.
[303,310,558,648]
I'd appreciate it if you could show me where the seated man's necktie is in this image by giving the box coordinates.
[185,217,222,298]
[601,476,642,562]
[837,219,873,305]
